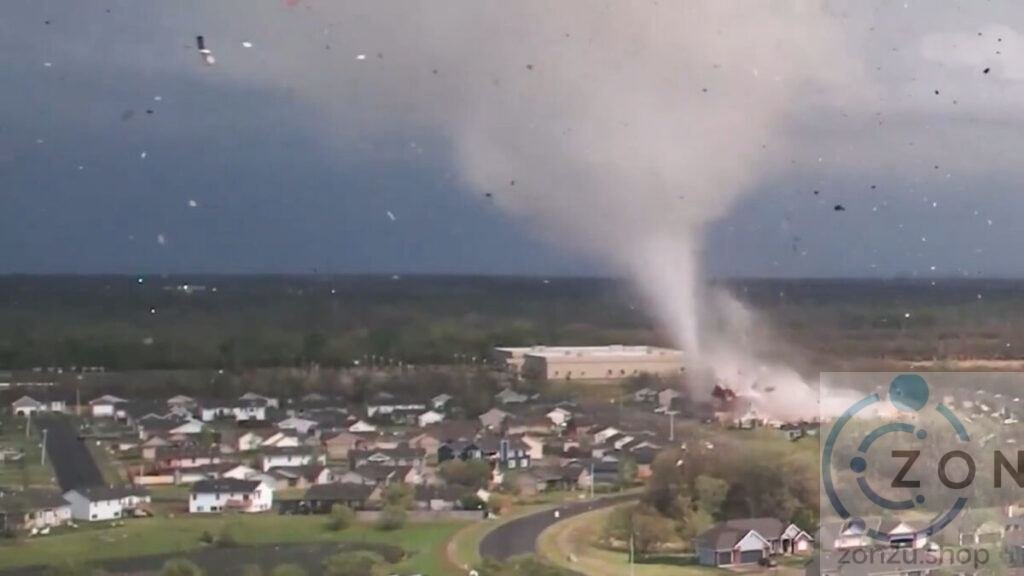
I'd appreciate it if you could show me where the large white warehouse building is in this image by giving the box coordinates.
[493,345,684,381]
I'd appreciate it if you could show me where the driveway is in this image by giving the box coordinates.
[479,493,637,561]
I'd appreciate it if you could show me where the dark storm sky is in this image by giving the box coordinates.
[2,1,1024,277]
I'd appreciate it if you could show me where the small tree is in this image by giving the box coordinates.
[382,483,414,509]
[377,505,407,530]
[693,475,728,517]
[326,504,356,531]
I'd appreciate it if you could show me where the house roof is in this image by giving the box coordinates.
[89,394,128,406]
[695,518,788,549]
[69,485,148,502]
[304,482,374,502]
[414,484,468,503]
[11,395,42,408]
[350,446,425,461]
[0,489,68,513]
[262,446,315,457]
[192,479,261,494]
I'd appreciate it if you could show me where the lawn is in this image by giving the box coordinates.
[0,417,57,489]
[537,505,730,576]
[0,514,465,574]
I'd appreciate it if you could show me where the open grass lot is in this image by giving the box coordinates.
[538,505,730,576]
[0,515,465,574]
[0,418,56,489]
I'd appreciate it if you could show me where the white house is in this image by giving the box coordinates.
[348,420,377,433]
[221,464,261,480]
[11,396,66,416]
[417,410,445,428]
[260,431,301,448]
[276,416,318,436]
[260,447,324,472]
[63,487,125,522]
[545,407,572,427]
[89,395,128,418]
[233,398,268,423]
[189,479,273,514]
[431,394,453,411]
[237,432,265,452]
[239,392,279,409]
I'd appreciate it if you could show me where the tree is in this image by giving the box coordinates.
[603,504,676,557]
[159,559,204,576]
[377,505,407,530]
[617,457,638,488]
[382,483,414,510]
[326,504,355,531]
[693,475,728,517]
[643,449,687,516]
[269,565,308,576]
[439,459,492,489]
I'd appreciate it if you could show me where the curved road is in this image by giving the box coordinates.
[480,494,637,561]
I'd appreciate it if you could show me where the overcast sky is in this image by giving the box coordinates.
[2,1,1024,278]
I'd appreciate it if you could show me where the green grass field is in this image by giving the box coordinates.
[0,417,57,489]
[0,514,465,573]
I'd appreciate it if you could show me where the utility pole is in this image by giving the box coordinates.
[25,410,31,439]
[40,428,48,466]
[590,461,595,500]
[669,411,676,442]
[630,531,636,576]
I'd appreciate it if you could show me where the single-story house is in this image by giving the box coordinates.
[300,483,380,513]
[0,489,71,532]
[89,394,129,418]
[694,518,812,566]
[259,446,324,472]
[323,430,367,459]
[189,479,273,514]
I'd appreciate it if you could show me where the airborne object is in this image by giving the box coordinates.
[196,35,215,65]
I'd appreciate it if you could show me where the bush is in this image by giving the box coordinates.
[198,530,214,545]
[322,553,378,576]
[269,564,308,576]
[159,559,204,576]
[376,505,407,531]
[326,504,355,531]
[216,525,238,548]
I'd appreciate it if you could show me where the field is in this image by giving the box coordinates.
[1,276,1023,376]
[0,515,463,574]
[0,417,55,489]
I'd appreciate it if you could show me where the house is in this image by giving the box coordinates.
[495,388,529,405]
[349,446,425,469]
[0,489,72,532]
[507,416,551,436]
[545,407,572,427]
[189,479,273,513]
[152,446,223,471]
[633,387,659,403]
[417,410,445,428]
[63,486,145,522]
[437,439,482,463]
[11,395,66,416]
[593,426,622,444]
[237,431,265,452]
[233,397,269,423]
[569,459,620,489]
[414,485,468,511]
[323,430,367,459]
[337,465,418,486]
[166,395,196,415]
[521,435,545,460]
[266,465,333,490]
[477,436,531,470]
[657,388,681,409]
[221,464,261,481]
[239,392,279,409]
[89,395,129,418]
[694,518,813,566]
[479,408,510,430]
[260,446,324,472]
[277,416,319,436]
[348,419,378,433]
[365,397,428,425]
[261,430,303,448]
[301,483,380,513]
[431,394,453,411]
[137,415,204,440]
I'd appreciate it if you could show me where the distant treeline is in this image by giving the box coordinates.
[0,275,1022,370]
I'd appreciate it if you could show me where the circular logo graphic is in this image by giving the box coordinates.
[822,374,971,543]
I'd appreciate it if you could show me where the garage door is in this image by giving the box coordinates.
[740,550,764,564]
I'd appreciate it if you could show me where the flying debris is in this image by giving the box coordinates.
[356,54,367,61]
[187,199,199,208]
[833,204,846,211]
[984,67,991,74]
[196,35,215,66]
[242,41,253,48]
[386,211,397,221]
[140,151,148,159]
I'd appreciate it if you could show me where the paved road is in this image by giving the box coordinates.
[38,416,105,491]
[479,493,637,561]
